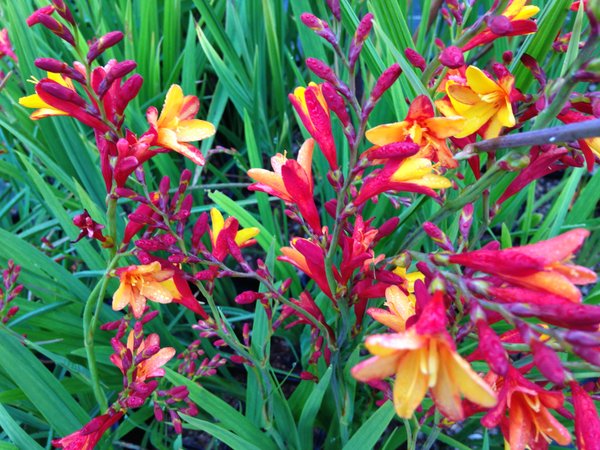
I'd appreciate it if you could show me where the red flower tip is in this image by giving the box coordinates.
[439,46,464,69]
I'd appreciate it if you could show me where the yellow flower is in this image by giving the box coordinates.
[352,293,497,420]
[18,72,74,119]
[146,84,215,165]
[112,262,181,318]
[390,157,452,188]
[437,66,516,139]
[367,285,416,332]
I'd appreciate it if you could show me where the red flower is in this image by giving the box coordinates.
[248,139,322,232]
[482,366,571,450]
[571,381,600,450]
[448,229,596,302]
[558,109,600,170]
[289,84,337,170]
[462,0,539,51]
[52,411,124,450]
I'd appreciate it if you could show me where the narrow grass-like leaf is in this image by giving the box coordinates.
[0,403,44,450]
[343,401,395,450]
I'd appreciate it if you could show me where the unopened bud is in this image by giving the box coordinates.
[349,13,374,69]
[300,13,337,46]
[404,48,426,72]
[487,15,513,35]
[87,31,125,64]
[439,46,464,69]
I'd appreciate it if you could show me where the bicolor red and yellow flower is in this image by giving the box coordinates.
[448,229,597,303]
[352,291,497,419]
[111,330,175,382]
[289,83,337,170]
[558,109,600,170]
[52,411,124,450]
[209,208,259,261]
[354,156,452,206]
[436,65,520,139]
[365,95,464,168]
[146,84,215,166]
[112,261,207,318]
[248,139,322,232]
[462,0,539,51]
[481,367,571,450]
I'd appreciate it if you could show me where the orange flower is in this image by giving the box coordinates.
[146,84,215,165]
[352,292,496,419]
[366,95,464,168]
[112,262,181,318]
[436,65,517,139]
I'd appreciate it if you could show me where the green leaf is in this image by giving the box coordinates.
[0,403,44,450]
[343,401,395,450]
[0,327,89,436]
[180,414,262,450]
[164,368,278,450]
[297,367,333,449]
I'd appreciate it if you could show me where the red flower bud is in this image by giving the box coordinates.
[326,0,341,21]
[51,0,75,26]
[439,46,464,69]
[423,222,455,252]
[404,48,426,72]
[234,291,264,305]
[487,15,513,35]
[531,340,565,385]
[26,6,55,27]
[349,13,374,69]
[37,14,75,46]
[34,58,86,83]
[300,13,337,46]
[87,31,125,64]
[365,141,420,160]
[370,63,402,101]
[475,320,508,375]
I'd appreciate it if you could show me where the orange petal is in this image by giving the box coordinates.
[140,281,176,304]
[447,346,497,407]
[158,84,183,127]
[365,331,425,356]
[365,122,409,146]
[112,283,133,311]
[431,350,463,421]
[297,139,314,184]
[247,168,290,200]
[424,116,466,139]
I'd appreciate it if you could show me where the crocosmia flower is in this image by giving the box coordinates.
[352,291,497,420]
[354,156,452,206]
[112,261,186,318]
[289,83,337,170]
[209,208,259,261]
[462,0,539,51]
[52,411,124,450]
[248,139,322,232]
[366,95,464,168]
[146,84,215,166]
[111,330,175,382]
[436,65,518,139]
[0,29,17,62]
[482,367,571,450]
[19,72,75,119]
[448,229,597,302]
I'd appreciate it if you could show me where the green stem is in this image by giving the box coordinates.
[83,252,122,412]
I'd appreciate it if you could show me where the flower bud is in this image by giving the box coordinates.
[362,63,402,120]
[404,48,426,72]
[439,46,464,69]
[87,31,125,64]
[488,15,513,35]
[234,291,264,305]
[321,82,350,128]
[349,13,374,69]
[300,13,337,46]
[37,14,76,46]
[531,340,566,385]
[459,203,474,243]
[423,222,455,252]
[326,0,341,21]
[34,58,86,83]
[51,0,75,25]
[366,141,420,160]
[475,320,508,375]
[26,6,55,27]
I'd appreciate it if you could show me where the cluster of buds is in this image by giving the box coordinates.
[0,260,23,324]
[176,340,227,381]
[153,386,198,434]
[21,2,215,194]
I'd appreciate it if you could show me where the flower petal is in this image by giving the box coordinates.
[176,119,216,142]
[351,354,400,381]
[393,350,429,418]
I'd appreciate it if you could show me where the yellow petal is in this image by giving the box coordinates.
[503,0,526,17]
[431,352,463,421]
[448,85,481,113]
[112,283,133,311]
[158,84,183,127]
[176,119,216,142]
[513,5,539,21]
[365,331,425,356]
[393,350,429,418]
[424,116,465,139]
[453,101,498,138]
[140,281,176,304]
[448,347,497,408]
[497,101,516,128]
[235,227,260,246]
[392,157,434,182]
[407,174,452,189]
[19,93,50,109]
[466,66,502,95]
[210,208,225,244]
[157,127,182,151]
